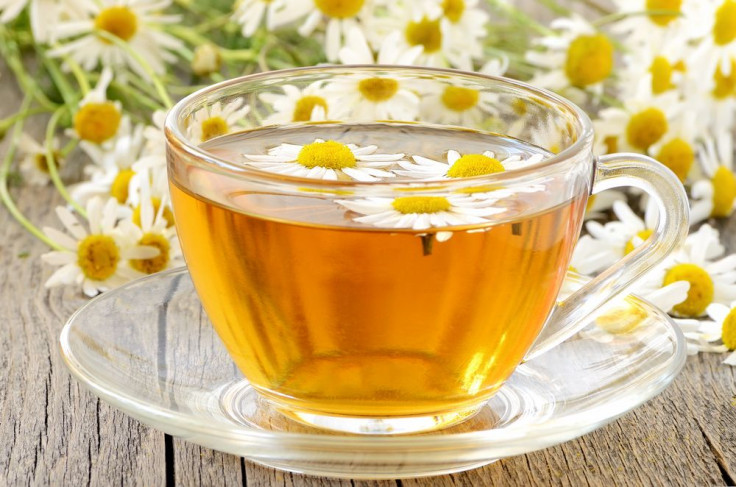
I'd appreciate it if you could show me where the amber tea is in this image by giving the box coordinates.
[169,123,587,420]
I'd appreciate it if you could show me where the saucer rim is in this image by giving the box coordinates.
[59,266,687,453]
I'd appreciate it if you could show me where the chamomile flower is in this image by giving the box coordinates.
[241,139,403,181]
[690,130,736,223]
[41,197,160,297]
[369,2,483,69]
[419,78,501,127]
[49,0,183,78]
[330,29,422,121]
[232,0,294,37]
[618,35,689,98]
[526,15,614,98]
[704,301,736,364]
[583,190,627,220]
[687,55,736,133]
[336,194,505,230]
[71,122,147,206]
[638,223,736,318]
[648,110,700,182]
[609,0,697,47]
[594,85,682,154]
[689,0,736,77]
[286,0,375,62]
[582,199,660,272]
[393,149,542,180]
[127,165,174,229]
[187,98,251,144]
[260,81,336,124]
[0,0,29,22]
[70,68,124,145]
[437,0,489,55]
[17,133,62,186]
[570,234,618,275]
[116,172,181,274]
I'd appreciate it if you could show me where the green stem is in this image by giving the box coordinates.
[56,48,91,95]
[0,107,53,134]
[593,9,681,27]
[0,32,57,111]
[533,0,570,16]
[486,0,555,36]
[45,107,86,217]
[38,48,79,107]
[94,30,173,108]
[0,94,63,251]
[61,138,78,157]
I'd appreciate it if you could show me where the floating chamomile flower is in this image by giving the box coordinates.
[41,198,160,297]
[49,0,183,78]
[242,139,403,181]
[232,0,294,37]
[638,224,736,318]
[329,29,421,121]
[260,81,336,124]
[336,195,505,231]
[526,15,614,99]
[188,99,251,144]
[594,84,682,154]
[704,302,736,365]
[70,68,124,145]
[17,133,62,186]
[690,130,736,224]
[393,150,542,180]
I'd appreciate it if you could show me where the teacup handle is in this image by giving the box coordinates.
[524,153,689,361]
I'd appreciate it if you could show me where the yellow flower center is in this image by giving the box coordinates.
[663,263,714,317]
[132,197,175,228]
[314,0,364,18]
[711,165,736,217]
[110,169,135,203]
[130,233,170,274]
[392,196,451,214]
[292,95,328,122]
[405,16,442,53]
[511,99,528,116]
[626,107,668,151]
[655,137,694,182]
[713,59,736,99]
[650,56,675,94]
[714,0,736,46]
[646,0,682,26]
[358,78,399,102]
[447,154,505,178]
[74,102,122,144]
[77,234,120,282]
[564,34,614,87]
[200,116,228,142]
[442,0,465,22]
[441,86,479,112]
[33,150,62,174]
[722,307,736,349]
[94,6,138,42]
[296,140,356,169]
[624,229,654,255]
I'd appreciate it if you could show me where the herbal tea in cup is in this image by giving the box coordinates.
[166,66,687,434]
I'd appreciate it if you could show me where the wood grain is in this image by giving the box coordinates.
[2,2,736,484]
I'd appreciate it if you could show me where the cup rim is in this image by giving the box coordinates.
[165,65,595,188]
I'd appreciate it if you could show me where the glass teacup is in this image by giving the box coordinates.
[165,66,687,435]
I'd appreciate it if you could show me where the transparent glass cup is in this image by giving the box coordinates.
[165,66,688,435]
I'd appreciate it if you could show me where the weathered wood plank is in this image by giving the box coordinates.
[0,63,167,486]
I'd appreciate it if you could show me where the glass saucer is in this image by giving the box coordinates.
[59,267,686,479]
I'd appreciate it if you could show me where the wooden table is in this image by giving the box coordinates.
[2,71,736,487]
